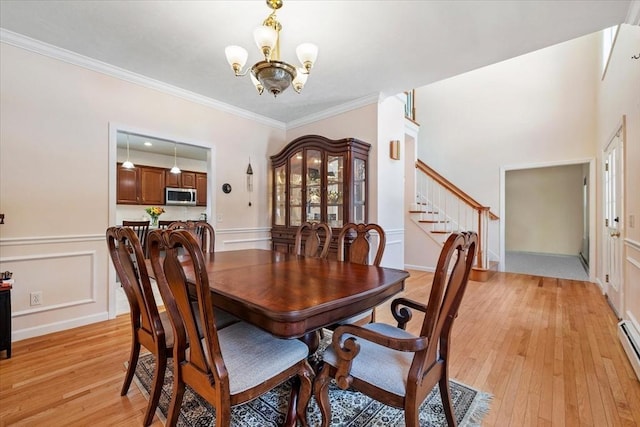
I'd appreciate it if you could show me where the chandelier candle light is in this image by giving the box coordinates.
[225,0,318,97]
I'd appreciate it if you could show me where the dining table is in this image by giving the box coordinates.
[146,248,410,425]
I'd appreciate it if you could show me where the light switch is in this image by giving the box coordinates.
[630,214,635,228]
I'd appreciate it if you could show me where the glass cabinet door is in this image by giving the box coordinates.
[353,157,366,223]
[274,165,286,226]
[327,155,344,228]
[289,152,303,227]
[306,150,322,223]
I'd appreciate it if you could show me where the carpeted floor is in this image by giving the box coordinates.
[133,350,492,426]
[505,251,589,281]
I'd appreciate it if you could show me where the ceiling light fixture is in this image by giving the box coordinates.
[122,134,135,169]
[225,0,318,97]
[170,142,181,174]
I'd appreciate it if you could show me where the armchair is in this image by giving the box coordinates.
[314,232,478,427]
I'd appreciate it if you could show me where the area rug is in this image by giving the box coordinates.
[132,346,491,427]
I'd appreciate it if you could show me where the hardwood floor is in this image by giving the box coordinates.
[1,271,639,426]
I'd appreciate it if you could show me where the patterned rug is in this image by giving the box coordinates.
[132,340,491,426]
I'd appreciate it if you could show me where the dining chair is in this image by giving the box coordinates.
[168,220,215,253]
[313,231,478,427]
[106,226,171,427]
[122,220,150,257]
[335,222,386,325]
[158,220,176,229]
[148,229,314,427]
[294,222,332,258]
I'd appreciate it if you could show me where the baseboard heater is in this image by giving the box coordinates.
[618,320,640,381]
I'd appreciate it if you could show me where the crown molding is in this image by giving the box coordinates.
[626,0,640,25]
[0,28,286,130]
[287,93,381,130]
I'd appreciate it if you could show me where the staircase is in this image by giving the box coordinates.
[410,160,499,282]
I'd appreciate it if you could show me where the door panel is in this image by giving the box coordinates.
[603,127,623,318]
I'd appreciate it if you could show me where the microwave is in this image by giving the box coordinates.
[166,187,197,205]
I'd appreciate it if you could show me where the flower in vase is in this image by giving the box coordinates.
[145,206,165,225]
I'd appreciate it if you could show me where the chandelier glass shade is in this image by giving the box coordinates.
[225,0,318,97]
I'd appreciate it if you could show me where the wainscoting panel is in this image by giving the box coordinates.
[0,234,109,341]
[6,251,96,315]
[217,227,272,251]
[622,238,640,380]
[381,228,405,270]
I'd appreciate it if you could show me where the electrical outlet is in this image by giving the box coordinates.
[30,291,42,306]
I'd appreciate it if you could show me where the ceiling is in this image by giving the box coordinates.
[0,1,634,126]
[117,131,208,161]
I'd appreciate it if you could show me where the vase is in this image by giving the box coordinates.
[150,216,158,227]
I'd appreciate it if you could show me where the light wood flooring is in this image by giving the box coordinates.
[1,271,639,426]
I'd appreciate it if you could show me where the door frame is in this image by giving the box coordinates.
[499,158,596,282]
[107,122,216,319]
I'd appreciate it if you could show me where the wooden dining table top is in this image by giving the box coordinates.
[147,249,410,339]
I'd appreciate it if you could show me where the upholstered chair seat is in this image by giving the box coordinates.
[186,322,310,394]
[321,322,415,396]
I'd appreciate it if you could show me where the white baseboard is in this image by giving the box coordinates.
[618,319,640,381]
[12,312,109,342]
[404,264,435,272]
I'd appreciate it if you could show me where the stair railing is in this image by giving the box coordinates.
[414,160,498,270]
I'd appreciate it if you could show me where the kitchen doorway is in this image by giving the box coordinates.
[107,123,216,318]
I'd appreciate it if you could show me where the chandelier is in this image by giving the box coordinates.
[224,0,318,97]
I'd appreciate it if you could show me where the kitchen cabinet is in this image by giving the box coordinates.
[270,135,370,257]
[118,163,206,206]
[117,166,139,204]
[181,172,196,188]
[117,164,165,205]
[165,170,196,189]
[165,171,180,188]
[195,173,207,206]
[139,167,165,205]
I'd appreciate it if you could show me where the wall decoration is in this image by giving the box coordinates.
[246,159,254,206]
[390,140,400,160]
[222,183,232,194]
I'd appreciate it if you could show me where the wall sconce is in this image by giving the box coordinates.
[390,140,400,160]
[246,158,254,206]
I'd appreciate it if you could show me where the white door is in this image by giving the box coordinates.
[603,126,624,318]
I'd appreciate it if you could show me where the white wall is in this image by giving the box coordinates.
[286,100,407,269]
[0,42,284,340]
[374,96,407,269]
[596,24,640,340]
[412,32,600,270]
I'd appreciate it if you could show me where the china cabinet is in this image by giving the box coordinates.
[270,135,370,257]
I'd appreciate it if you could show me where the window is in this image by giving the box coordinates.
[601,25,619,79]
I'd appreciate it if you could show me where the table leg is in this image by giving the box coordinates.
[300,330,320,354]
[285,330,321,426]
